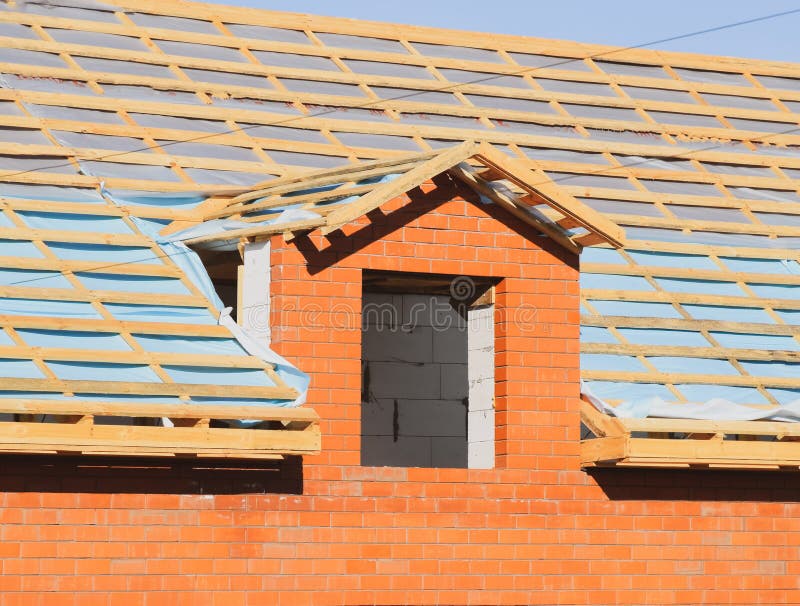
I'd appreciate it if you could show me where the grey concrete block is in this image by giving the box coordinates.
[468,439,494,469]
[441,363,468,399]
[398,399,466,438]
[361,397,394,437]
[361,435,431,467]
[432,323,467,364]
[468,377,494,411]
[468,346,494,382]
[363,324,433,363]
[468,306,494,350]
[431,436,468,468]
[468,409,495,443]
[362,292,401,329]
[367,361,441,400]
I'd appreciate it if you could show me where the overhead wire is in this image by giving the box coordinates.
[0,3,799,289]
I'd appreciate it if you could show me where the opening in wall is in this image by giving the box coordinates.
[194,247,241,321]
[191,241,271,345]
[361,270,496,469]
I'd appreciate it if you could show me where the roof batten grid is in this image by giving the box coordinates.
[0,1,799,451]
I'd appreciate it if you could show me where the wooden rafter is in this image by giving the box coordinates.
[0,400,320,459]
[580,400,800,471]
[184,143,626,251]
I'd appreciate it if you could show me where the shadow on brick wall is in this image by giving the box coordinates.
[292,174,575,274]
[589,467,800,502]
[0,454,304,495]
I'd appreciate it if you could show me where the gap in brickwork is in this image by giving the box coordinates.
[360,270,495,469]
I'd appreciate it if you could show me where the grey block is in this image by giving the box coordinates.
[431,436,468,468]
[441,363,468,399]
[361,398,395,437]
[468,378,494,411]
[432,324,467,364]
[468,409,495,443]
[468,440,494,469]
[363,325,433,364]
[367,361,441,400]
[398,399,466,438]
[361,435,431,467]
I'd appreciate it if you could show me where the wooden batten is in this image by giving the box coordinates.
[0,400,320,459]
[580,401,800,471]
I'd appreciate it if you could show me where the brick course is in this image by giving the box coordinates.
[1,175,799,604]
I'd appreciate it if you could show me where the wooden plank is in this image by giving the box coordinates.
[0,315,232,338]
[0,377,298,400]
[0,422,320,456]
[611,214,800,238]
[582,288,800,311]
[579,399,625,437]
[226,150,440,205]
[0,399,318,422]
[321,141,479,233]
[581,314,800,337]
[82,0,800,84]
[626,437,800,468]
[0,345,272,369]
[182,217,326,246]
[580,435,627,465]
[620,416,800,438]
[448,162,581,254]
[582,370,800,390]
[0,227,151,247]
[474,143,626,247]
[210,183,379,221]
[6,8,800,111]
[0,284,206,308]
[9,86,800,174]
[582,263,800,287]
[0,256,177,277]
[582,343,800,364]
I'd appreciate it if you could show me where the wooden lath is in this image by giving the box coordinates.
[580,400,800,471]
[182,143,626,252]
[0,400,320,459]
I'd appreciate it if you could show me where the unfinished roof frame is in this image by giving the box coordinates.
[0,0,796,467]
[182,142,626,253]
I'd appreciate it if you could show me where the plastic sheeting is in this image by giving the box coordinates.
[279,78,365,97]
[343,59,434,80]
[252,51,338,71]
[316,32,407,54]
[584,383,800,423]
[225,23,309,45]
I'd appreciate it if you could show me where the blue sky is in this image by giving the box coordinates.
[209,0,800,62]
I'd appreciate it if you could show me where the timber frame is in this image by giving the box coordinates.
[2,401,320,459]
[0,0,797,457]
[183,142,626,253]
[581,400,800,471]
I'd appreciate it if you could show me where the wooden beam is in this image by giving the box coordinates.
[474,143,626,248]
[579,399,625,438]
[0,377,298,400]
[321,141,479,233]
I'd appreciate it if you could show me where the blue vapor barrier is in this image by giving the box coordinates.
[581,244,800,421]
[106,191,310,407]
[0,186,309,412]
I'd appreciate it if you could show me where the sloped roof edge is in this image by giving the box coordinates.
[172,142,626,252]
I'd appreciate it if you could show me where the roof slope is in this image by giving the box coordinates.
[0,0,798,418]
[175,142,624,251]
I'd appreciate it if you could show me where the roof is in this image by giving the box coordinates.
[172,142,624,252]
[0,0,798,422]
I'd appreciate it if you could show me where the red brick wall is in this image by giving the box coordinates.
[1,175,799,605]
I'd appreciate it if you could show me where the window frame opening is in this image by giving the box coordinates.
[360,270,496,469]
